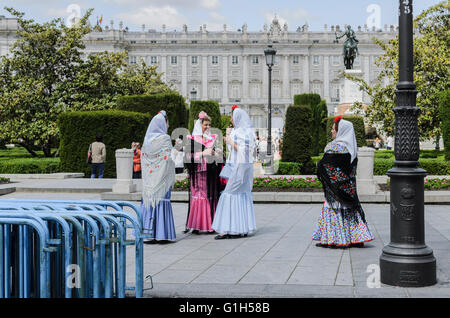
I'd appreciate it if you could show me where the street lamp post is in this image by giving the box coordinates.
[379,0,436,287]
[264,45,276,173]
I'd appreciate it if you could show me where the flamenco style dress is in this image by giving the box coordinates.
[312,141,375,247]
[212,108,257,237]
[184,133,222,233]
[141,112,176,242]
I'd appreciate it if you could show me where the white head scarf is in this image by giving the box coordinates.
[335,119,358,163]
[144,111,167,143]
[230,108,256,164]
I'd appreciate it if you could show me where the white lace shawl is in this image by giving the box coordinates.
[141,134,175,209]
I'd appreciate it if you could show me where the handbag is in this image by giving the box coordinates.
[86,143,92,165]
[219,162,234,180]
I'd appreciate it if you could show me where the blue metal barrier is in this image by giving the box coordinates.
[0,199,145,298]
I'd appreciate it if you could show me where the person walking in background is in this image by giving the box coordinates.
[313,115,374,248]
[141,111,176,243]
[212,108,257,240]
[132,142,142,179]
[374,137,381,150]
[89,133,106,178]
[386,136,394,150]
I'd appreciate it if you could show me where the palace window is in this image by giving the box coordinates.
[171,56,177,64]
[232,56,239,65]
[252,56,259,64]
[293,56,299,64]
[150,56,158,64]
[332,55,340,66]
[130,56,137,64]
[212,56,219,65]
[191,56,198,64]
[313,55,320,65]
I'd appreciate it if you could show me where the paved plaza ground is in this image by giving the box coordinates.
[2,190,450,298]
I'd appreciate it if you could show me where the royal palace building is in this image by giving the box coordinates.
[0,15,397,130]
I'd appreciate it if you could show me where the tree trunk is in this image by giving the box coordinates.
[19,143,38,157]
[435,134,440,151]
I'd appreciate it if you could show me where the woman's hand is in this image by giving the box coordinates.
[202,148,214,156]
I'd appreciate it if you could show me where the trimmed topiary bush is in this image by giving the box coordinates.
[281,105,313,171]
[439,89,450,161]
[116,92,188,135]
[58,110,151,178]
[188,100,222,132]
[294,93,321,108]
[326,115,366,147]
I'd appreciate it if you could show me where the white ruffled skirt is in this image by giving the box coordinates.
[212,163,256,235]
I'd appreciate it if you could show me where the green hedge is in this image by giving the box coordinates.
[373,158,450,175]
[58,110,151,178]
[326,115,366,147]
[439,89,450,160]
[294,93,321,108]
[281,105,313,172]
[116,92,188,135]
[221,115,231,138]
[188,100,222,133]
[276,162,303,175]
[0,158,60,174]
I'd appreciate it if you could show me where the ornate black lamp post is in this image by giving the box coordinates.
[264,45,276,164]
[379,0,436,287]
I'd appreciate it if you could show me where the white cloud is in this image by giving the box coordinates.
[102,0,220,10]
[116,5,187,29]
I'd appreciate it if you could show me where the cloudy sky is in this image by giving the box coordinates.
[1,0,442,32]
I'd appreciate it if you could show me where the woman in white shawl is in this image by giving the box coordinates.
[212,108,257,239]
[313,115,374,248]
[141,111,176,243]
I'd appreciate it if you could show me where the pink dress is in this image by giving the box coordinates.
[185,134,219,232]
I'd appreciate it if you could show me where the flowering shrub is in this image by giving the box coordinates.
[424,178,450,190]
[386,178,450,190]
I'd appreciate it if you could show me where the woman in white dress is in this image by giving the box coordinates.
[212,108,257,239]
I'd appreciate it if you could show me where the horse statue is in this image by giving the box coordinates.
[335,25,359,70]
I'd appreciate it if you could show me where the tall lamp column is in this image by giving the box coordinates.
[379,0,436,287]
[264,45,277,173]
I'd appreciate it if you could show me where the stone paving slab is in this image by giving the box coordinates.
[1,190,449,298]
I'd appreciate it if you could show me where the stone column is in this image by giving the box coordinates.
[112,149,136,193]
[283,55,290,98]
[202,55,208,99]
[303,55,310,93]
[356,147,377,194]
[323,55,330,102]
[262,55,268,98]
[181,55,188,98]
[160,55,167,82]
[242,55,249,101]
[222,54,228,102]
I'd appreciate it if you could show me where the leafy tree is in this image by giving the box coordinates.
[0,7,172,157]
[345,1,449,141]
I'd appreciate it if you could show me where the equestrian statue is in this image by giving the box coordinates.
[335,25,359,70]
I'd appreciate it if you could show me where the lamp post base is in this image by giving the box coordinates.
[380,246,436,287]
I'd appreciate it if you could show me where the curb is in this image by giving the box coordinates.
[100,191,450,204]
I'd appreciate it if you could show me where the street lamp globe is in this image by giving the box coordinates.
[264,45,277,68]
